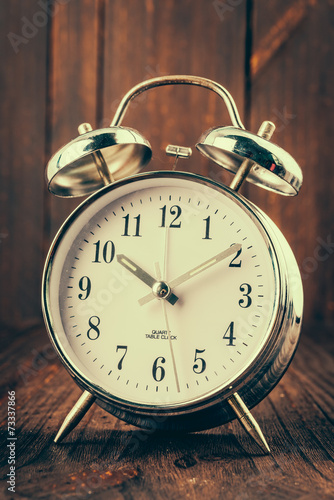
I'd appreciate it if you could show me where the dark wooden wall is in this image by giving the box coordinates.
[1,0,333,335]
[1,3,333,498]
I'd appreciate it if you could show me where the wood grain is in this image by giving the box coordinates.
[249,0,334,324]
[47,0,101,241]
[103,0,246,183]
[0,325,333,499]
[0,1,47,331]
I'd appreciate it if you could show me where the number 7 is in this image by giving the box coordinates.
[116,345,128,370]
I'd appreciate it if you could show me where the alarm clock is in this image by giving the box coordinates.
[42,75,303,454]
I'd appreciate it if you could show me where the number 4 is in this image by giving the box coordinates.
[223,322,236,346]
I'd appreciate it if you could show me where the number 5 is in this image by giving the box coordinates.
[193,349,206,374]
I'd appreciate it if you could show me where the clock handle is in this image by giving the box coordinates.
[54,390,96,444]
[110,75,245,130]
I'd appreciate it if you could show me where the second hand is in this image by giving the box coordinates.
[161,298,180,393]
[156,260,180,393]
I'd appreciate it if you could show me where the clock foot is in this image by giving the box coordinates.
[54,390,96,444]
[227,392,270,454]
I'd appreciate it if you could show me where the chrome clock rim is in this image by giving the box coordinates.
[42,171,302,428]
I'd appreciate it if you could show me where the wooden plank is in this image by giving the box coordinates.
[249,0,334,325]
[0,1,47,331]
[47,0,100,240]
[103,0,246,185]
[0,324,333,498]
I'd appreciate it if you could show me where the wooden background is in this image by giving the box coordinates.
[1,0,333,333]
[0,1,333,499]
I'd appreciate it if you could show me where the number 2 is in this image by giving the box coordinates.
[229,246,242,267]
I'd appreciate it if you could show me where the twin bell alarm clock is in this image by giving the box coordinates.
[42,75,303,453]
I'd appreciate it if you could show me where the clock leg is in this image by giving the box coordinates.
[54,390,96,444]
[227,392,270,454]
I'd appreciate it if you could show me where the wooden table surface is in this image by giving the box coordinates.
[0,322,333,499]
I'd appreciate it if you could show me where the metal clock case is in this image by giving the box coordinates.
[42,75,303,454]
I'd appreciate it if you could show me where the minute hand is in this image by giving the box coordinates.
[169,243,241,288]
[138,244,241,306]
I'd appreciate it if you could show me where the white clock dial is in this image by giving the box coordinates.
[46,174,279,408]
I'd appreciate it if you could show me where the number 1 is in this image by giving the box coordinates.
[203,216,212,240]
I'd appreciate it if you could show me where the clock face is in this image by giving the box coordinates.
[44,173,279,409]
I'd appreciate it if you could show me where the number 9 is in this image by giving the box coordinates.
[78,276,91,300]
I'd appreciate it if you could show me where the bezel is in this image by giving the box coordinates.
[42,171,303,431]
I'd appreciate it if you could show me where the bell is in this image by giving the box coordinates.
[196,126,302,196]
[46,124,152,197]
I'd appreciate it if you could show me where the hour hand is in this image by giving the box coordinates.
[116,254,179,305]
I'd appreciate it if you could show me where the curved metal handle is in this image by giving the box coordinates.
[110,75,245,130]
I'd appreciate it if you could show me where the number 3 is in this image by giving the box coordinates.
[239,283,252,308]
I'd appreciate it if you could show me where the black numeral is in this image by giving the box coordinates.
[78,276,91,300]
[223,321,236,346]
[87,316,100,340]
[202,216,212,240]
[239,283,252,308]
[170,205,182,227]
[93,240,115,263]
[229,245,242,267]
[160,205,182,228]
[193,349,206,374]
[122,214,142,237]
[116,345,128,370]
[152,356,166,382]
